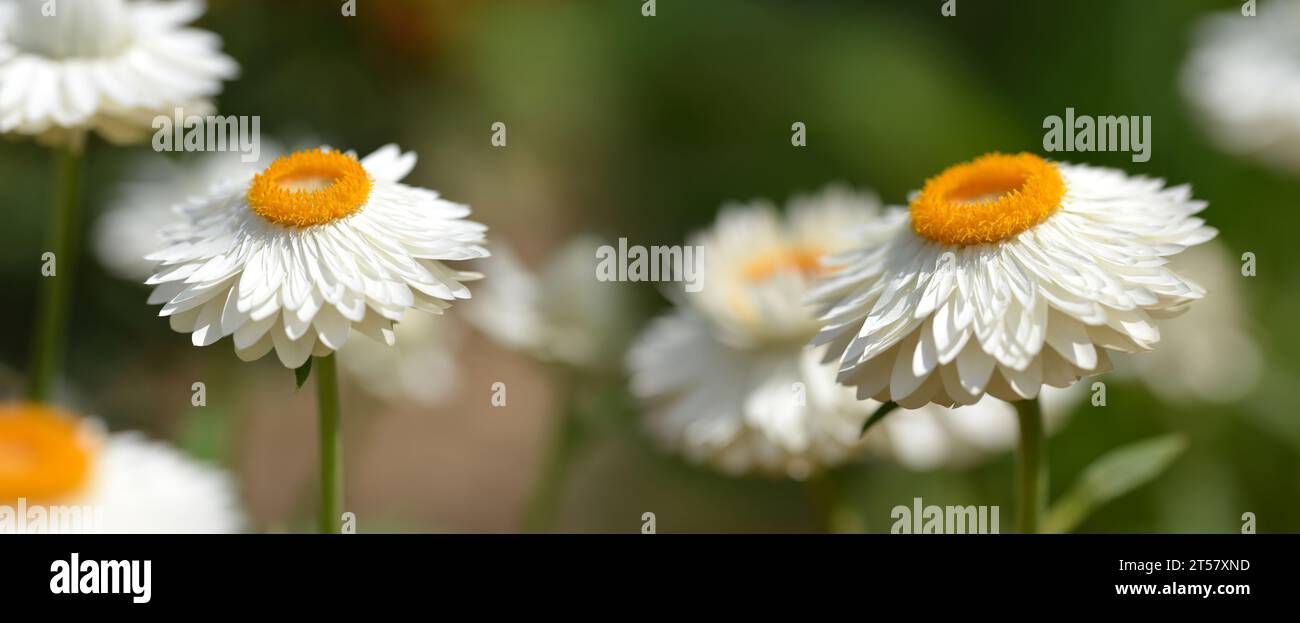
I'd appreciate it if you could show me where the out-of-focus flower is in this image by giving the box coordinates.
[1182,0,1300,173]
[1116,241,1261,404]
[467,235,635,369]
[145,144,488,368]
[0,402,242,533]
[810,153,1216,408]
[627,188,864,478]
[0,0,238,146]
[95,146,281,281]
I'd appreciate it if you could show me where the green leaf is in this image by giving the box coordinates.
[860,401,899,437]
[1043,434,1188,533]
[294,358,313,390]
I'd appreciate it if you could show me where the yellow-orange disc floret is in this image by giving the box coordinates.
[0,403,94,503]
[740,245,827,282]
[247,148,373,228]
[909,152,1066,246]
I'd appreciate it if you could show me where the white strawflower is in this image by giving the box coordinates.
[0,402,242,533]
[145,144,488,368]
[1182,0,1300,173]
[809,153,1216,408]
[0,0,237,145]
[627,188,876,478]
[97,146,464,405]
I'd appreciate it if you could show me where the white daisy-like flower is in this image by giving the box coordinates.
[95,146,281,281]
[1117,241,1261,404]
[0,402,242,533]
[467,236,635,369]
[145,144,488,368]
[625,188,880,478]
[101,144,465,405]
[809,153,1216,408]
[1182,0,1300,173]
[0,0,238,145]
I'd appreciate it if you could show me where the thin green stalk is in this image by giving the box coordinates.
[26,143,84,401]
[1014,397,1046,534]
[521,376,584,533]
[315,354,342,534]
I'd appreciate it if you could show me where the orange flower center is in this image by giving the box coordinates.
[247,148,373,227]
[739,245,827,282]
[909,152,1065,246]
[0,403,94,503]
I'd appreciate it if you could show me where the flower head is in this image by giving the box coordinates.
[628,187,891,478]
[0,402,242,533]
[145,144,488,368]
[809,153,1216,408]
[0,0,238,145]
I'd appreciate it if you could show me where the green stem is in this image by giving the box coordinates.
[1014,397,1046,534]
[521,377,583,533]
[26,143,84,402]
[315,354,342,534]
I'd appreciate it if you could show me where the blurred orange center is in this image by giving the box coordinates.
[909,152,1065,246]
[247,148,373,228]
[740,245,827,282]
[0,403,93,503]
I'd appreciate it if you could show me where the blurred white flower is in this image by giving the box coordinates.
[625,193,868,479]
[0,0,238,146]
[467,235,635,369]
[95,146,281,281]
[1182,0,1300,173]
[145,144,488,368]
[0,402,242,533]
[1116,241,1262,404]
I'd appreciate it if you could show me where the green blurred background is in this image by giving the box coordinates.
[1,0,1296,532]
